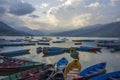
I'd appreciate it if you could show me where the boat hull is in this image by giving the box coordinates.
[64,59,81,79]
[0,49,30,57]
[75,62,106,80]
[90,71,120,80]
[56,57,68,71]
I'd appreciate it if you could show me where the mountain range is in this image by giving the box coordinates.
[0,22,32,36]
[0,21,120,37]
[15,27,45,36]
[49,21,120,37]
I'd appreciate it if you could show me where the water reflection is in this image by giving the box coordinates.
[0,36,120,74]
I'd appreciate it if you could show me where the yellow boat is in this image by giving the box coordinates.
[64,59,81,80]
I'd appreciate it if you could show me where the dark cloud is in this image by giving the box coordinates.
[0,7,6,14]
[0,0,8,5]
[9,2,35,16]
[0,14,25,28]
[42,11,47,14]
[29,15,39,18]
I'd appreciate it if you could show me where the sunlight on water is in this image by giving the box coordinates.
[0,36,120,77]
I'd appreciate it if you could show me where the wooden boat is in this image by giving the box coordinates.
[40,68,55,80]
[75,46,101,53]
[39,39,50,42]
[36,47,42,54]
[74,43,82,45]
[98,40,115,44]
[27,64,55,80]
[74,62,106,80]
[47,57,68,80]
[0,64,54,80]
[97,44,120,49]
[24,64,55,80]
[90,71,120,80]
[37,42,50,45]
[63,48,71,53]
[56,57,68,71]
[72,40,95,42]
[43,49,64,57]
[33,64,55,80]
[52,40,65,43]
[9,39,23,42]
[64,59,81,80]
[0,49,30,57]
[43,47,64,51]
[49,71,65,80]
[0,56,44,75]
[0,43,35,47]
[111,47,120,52]
[61,38,69,41]
[114,47,120,51]
[43,47,70,53]
[70,51,79,60]
[3,67,41,80]
[23,58,68,80]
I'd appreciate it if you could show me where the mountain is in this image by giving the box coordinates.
[15,27,45,36]
[49,21,120,37]
[0,22,32,36]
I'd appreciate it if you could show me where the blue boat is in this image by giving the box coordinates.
[63,48,71,53]
[72,40,95,42]
[113,47,120,52]
[52,40,65,43]
[39,40,49,42]
[43,49,64,57]
[90,71,120,80]
[36,47,42,54]
[56,57,68,71]
[98,40,115,43]
[97,44,120,49]
[37,42,50,45]
[74,42,82,45]
[9,39,22,42]
[75,46,101,53]
[110,47,120,52]
[0,43,35,47]
[43,47,64,51]
[43,47,70,53]
[74,62,106,80]
[0,49,30,57]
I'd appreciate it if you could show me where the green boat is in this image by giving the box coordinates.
[0,64,54,80]
[0,56,44,76]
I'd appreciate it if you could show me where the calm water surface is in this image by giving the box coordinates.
[0,36,120,78]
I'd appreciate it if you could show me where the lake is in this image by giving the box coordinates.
[0,36,120,78]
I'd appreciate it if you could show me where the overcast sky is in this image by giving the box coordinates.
[0,0,120,31]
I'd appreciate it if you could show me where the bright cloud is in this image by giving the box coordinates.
[63,0,84,6]
[35,3,49,9]
[72,13,92,27]
[87,2,101,8]
[40,3,49,8]
[109,0,117,6]
[59,0,65,2]
[116,18,120,21]
[0,0,120,32]
[46,7,60,26]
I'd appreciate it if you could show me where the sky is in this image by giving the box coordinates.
[0,0,120,32]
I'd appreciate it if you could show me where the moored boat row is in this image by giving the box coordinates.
[0,56,119,80]
[0,56,44,75]
[0,49,30,57]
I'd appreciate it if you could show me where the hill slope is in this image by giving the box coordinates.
[15,27,45,36]
[49,21,120,37]
[0,22,32,36]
